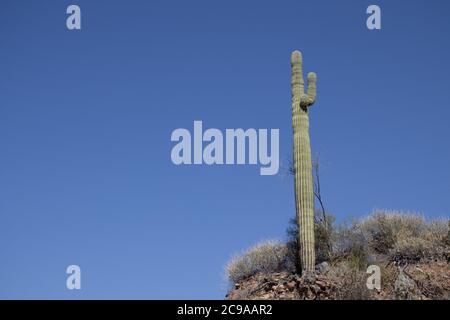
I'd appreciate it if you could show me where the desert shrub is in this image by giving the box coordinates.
[327,261,372,300]
[359,212,396,253]
[424,220,450,245]
[389,220,448,262]
[286,218,301,273]
[229,212,447,283]
[332,224,371,270]
[389,238,436,263]
[359,211,423,252]
[315,212,335,262]
[226,240,290,284]
[447,221,450,246]
[328,211,449,266]
[358,211,449,263]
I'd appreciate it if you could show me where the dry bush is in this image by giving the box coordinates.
[390,238,446,263]
[327,261,373,300]
[390,238,433,263]
[357,211,449,263]
[286,219,302,273]
[226,240,290,284]
[359,211,424,253]
[286,211,448,266]
[315,213,334,262]
[425,220,450,244]
[446,221,450,246]
[331,224,372,270]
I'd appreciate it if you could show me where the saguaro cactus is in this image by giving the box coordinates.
[291,50,317,276]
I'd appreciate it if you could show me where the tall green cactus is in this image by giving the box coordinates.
[291,50,317,276]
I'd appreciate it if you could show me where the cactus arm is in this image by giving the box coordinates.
[300,72,317,109]
[306,72,317,104]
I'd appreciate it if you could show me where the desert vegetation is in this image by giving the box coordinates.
[226,210,449,300]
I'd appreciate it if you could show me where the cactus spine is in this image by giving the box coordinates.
[291,50,317,275]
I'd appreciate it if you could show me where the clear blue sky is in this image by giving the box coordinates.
[1,0,449,299]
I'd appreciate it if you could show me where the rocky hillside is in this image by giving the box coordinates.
[226,260,449,300]
[225,211,450,300]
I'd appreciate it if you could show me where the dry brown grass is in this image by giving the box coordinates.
[226,240,290,284]
[358,211,448,263]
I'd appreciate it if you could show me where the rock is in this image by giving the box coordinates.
[316,262,330,275]
[287,281,297,290]
[394,269,417,299]
[227,259,448,300]
[316,280,327,289]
